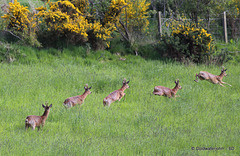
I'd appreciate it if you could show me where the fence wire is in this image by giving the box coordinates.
[149,16,240,41]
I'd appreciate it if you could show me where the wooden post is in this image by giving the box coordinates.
[158,11,162,37]
[223,11,228,43]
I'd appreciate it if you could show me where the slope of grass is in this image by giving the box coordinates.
[0,47,239,155]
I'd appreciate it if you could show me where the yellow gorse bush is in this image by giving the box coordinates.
[69,0,89,13]
[36,0,89,39]
[161,15,215,63]
[1,0,31,32]
[35,0,126,47]
[171,24,214,53]
[88,0,126,47]
[117,0,150,32]
[103,0,127,24]
[1,0,139,48]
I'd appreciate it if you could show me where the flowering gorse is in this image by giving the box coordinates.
[117,0,150,34]
[161,20,214,63]
[1,0,31,31]
[172,24,214,53]
[36,1,90,40]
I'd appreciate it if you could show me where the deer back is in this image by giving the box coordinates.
[63,84,92,107]
[26,115,42,126]
[103,79,130,106]
[104,90,122,101]
[153,86,172,96]
[199,71,221,84]
[153,80,181,97]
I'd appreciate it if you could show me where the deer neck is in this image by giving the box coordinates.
[42,109,50,120]
[119,86,127,92]
[81,91,89,99]
[172,86,179,94]
[218,73,224,80]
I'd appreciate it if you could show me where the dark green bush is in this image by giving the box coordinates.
[157,24,215,63]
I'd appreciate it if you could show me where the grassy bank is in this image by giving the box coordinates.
[0,47,239,155]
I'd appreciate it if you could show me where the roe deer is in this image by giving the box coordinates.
[25,102,52,131]
[194,67,231,87]
[153,79,182,98]
[63,84,92,108]
[103,78,130,106]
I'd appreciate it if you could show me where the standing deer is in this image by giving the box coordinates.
[25,102,52,131]
[153,79,182,98]
[63,84,92,108]
[194,67,231,87]
[103,78,130,106]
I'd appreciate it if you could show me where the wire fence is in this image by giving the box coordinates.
[149,15,240,41]
[208,18,240,40]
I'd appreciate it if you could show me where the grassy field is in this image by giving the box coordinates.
[0,47,239,155]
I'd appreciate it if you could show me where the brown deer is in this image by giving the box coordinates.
[25,102,52,131]
[103,78,130,106]
[63,84,92,108]
[194,67,231,87]
[153,79,182,98]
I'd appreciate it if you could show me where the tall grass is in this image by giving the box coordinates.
[0,47,239,155]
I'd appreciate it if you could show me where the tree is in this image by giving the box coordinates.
[116,0,150,49]
[179,0,212,27]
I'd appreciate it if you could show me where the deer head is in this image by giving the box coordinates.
[84,84,92,94]
[221,67,228,77]
[174,79,182,90]
[122,78,130,89]
[42,101,52,110]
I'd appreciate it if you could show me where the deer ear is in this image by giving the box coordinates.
[127,81,129,84]
[84,86,87,90]
[225,69,227,71]
[42,104,46,108]
[89,87,92,89]
[49,104,52,108]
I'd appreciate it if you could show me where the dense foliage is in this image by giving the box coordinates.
[1,0,150,50]
[161,23,214,63]
[0,0,240,64]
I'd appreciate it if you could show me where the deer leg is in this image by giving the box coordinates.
[194,73,199,82]
[37,126,40,131]
[103,100,110,107]
[119,93,125,101]
[25,124,29,131]
[218,83,225,87]
[153,91,164,96]
[167,94,172,98]
[221,81,232,86]
[175,95,180,98]
[32,125,36,130]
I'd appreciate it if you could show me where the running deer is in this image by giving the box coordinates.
[153,79,182,98]
[63,84,92,108]
[25,102,52,131]
[194,67,231,87]
[103,78,130,106]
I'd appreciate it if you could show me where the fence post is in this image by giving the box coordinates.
[158,11,162,37]
[223,11,228,43]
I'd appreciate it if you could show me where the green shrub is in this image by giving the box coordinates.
[159,24,214,63]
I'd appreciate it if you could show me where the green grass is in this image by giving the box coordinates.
[0,47,240,156]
